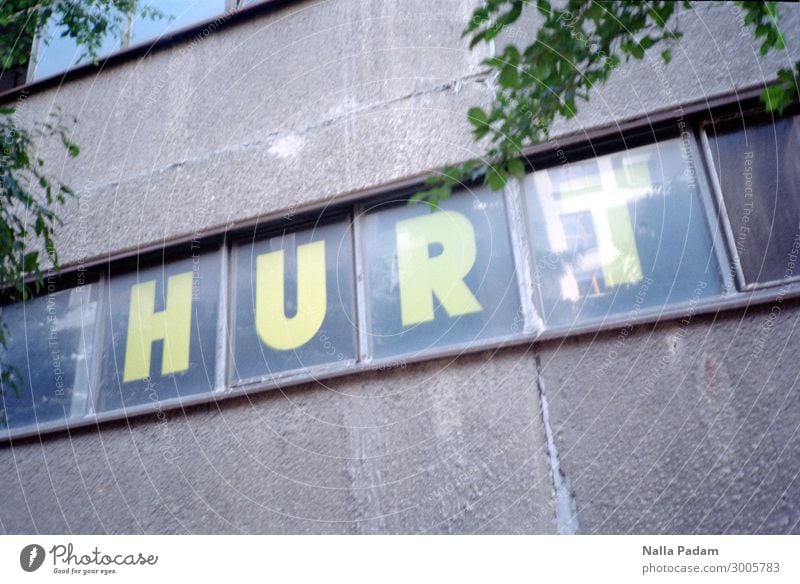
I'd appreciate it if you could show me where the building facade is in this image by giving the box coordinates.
[1,0,799,534]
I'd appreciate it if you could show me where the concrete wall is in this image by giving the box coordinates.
[543,299,800,534]
[1,0,799,533]
[0,347,555,534]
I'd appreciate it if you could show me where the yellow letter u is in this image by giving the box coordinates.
[255,241,327,351]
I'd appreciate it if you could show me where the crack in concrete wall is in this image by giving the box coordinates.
[77,71,493,198]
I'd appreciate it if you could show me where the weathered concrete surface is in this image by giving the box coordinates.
[542,299,800,534]
[4,1,799,267]
[1,0,800,535]
[500,3,800,135]
[7,0,494,267]
[0,346,556,534]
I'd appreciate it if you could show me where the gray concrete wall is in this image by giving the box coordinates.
[1,347,555,534]
[1,0,799,533]
[542,299,800,534]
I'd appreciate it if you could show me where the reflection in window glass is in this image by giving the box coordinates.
[361,188,521,359]
[708,115,800,286]
[232,221,356,381]
[524,139,723,327]
[0,284,98,430]
[98,250,220,411]
[33,16,121,80]
[131,0,227,46]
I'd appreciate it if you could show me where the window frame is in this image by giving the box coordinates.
[226,211,360,390]
[355,187,531,362]
[2,102,800,442]
[0,270,105,429]
[699,111,800,292]
[26,0,241,83]
[518,127,737,337]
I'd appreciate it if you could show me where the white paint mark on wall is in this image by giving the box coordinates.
[268,134,305,159]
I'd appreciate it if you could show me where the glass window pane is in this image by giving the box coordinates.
[232,220,356,381]
[361,188,522,359]
[708,115,800,286]
[131,0,227,46]
[524,139,723,327]
[33,16,121,80]
[1,283,98,430]
[98,249,220,411]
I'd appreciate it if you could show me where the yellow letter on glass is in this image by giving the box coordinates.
[123,272,193,383]
[256,240,327,351]
[396,210,483,326]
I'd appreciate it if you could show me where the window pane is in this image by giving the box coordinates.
[1,283,98,430]
[524,139,723,327]
[232,220,356,382]
[361,188,521,359]
[131,0,227,46]
[33,16,120,80]
[98,249,220,411]
[708,115,800,286]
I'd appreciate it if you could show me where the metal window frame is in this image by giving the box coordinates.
[0,273,105,431]
[86,274,109,416]
[214,239,230,392]
[698,121,750,292]
[26,0,239,84]
[353,185,532,364]
[4,111,800,443]
[225,212,360,389]
[514,132,735,337]
[352,205,372,364]
[690,129,738,296]
[699,116,800,292]
[504,177,545,335]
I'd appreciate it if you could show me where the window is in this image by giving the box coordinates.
[0,283,98,430]
[231,220,357,383]
[130,0,228,47]
[32,12,121,81]
[30,0,230,82]
[360,187,522,359]
[0,12,41,90]
[97,249,221,411]
[523,139,724,327]
[707,114,800,287]
[3,111,800,440]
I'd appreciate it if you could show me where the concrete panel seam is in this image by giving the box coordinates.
[535,352,579,534]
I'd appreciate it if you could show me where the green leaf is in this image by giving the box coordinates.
[486,166,507,191]
[499,64,519,88]
[504,45,520,66]
[468,30,487,49]
[661,49,672,64]
[409,190,430,204]
[639,36,656,50]
[536,0,551,17]
[467,107,488,128]
[22,251,39,274]
[777,67,795,84]
[761,84,787,112]
[507,158,525,179]
[483,56,506,68]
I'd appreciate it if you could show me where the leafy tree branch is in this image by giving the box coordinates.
[414,0,798,207]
